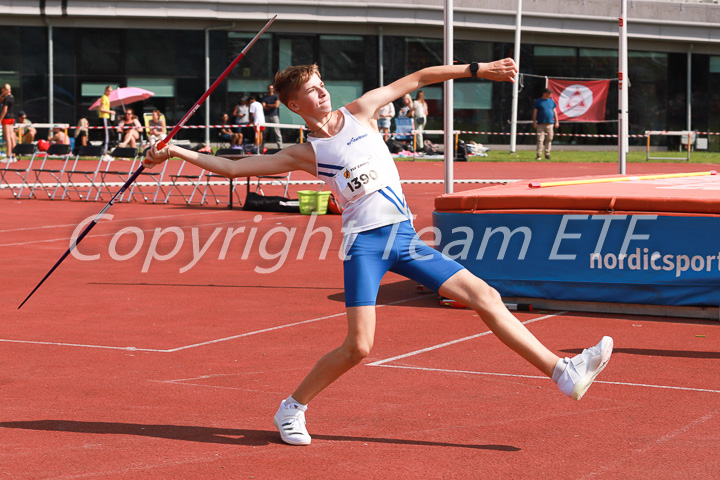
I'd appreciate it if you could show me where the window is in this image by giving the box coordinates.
[0,27,21,74]
[127,78,175,97]
[628,51,668,132]
[81,83,119,98]
[78,30,123,75]
[405,38,443,71]
[228,32,272,79]
[579,48,618,78]
[534,46,577,77]
[278,36,315,72]
[54,28,76,76]
[126,30,175,76]
[320,35,365,80]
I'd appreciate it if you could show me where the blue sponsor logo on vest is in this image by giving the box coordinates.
[346,134,368,147]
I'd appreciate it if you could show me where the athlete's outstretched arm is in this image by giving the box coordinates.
[347,58,517,122]
[143,142,317,178]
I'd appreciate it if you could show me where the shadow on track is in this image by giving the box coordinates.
[0,419,520,451]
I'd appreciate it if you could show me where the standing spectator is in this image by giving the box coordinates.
[412,90,427,148]
[248,94,265,149]
[17,111,36,144]
[233,95,251,145]
[75,118,89,150]
[0,84,16,161]
[116,109,143,149]
[532,88,559,160]
[233,95,250,125]
[148,109,166,146]
[397,94,413,118]
[262,84,283,147]
[98,85,116,158]
[377,101,395,142]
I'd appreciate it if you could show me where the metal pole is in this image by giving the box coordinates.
[509,0,522,154]
[618,0,628,174]
[622,4,629,161]
[48,24,54,124]
[444,0,454,194]
[687,46,692,132]
[205,28,211,146]
[379,26,384,87]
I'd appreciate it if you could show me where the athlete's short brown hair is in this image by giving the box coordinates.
[273,64,321,106]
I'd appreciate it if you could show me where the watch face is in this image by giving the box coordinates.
[470,62,479,77]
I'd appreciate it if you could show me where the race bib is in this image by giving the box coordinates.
[334,155,391,203]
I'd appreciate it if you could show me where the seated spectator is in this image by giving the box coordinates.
[116,109,143,148]
[48,126,69,145]
[17,111,36,144]
[75,118,89,149]
[397,94,413,118]
[218,113,242,146]
[148,109,166,146]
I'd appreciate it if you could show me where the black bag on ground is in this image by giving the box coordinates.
[455,140,468,161]
[386,138,403,154]
[243,191,300,213]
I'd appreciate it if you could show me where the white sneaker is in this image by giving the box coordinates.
[102,155,114,162]
[554,336,613,400]
[273,400,311,446]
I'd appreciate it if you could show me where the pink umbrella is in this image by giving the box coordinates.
[89,87,155,111]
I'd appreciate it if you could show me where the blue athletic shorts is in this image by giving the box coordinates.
[343,220,465,307]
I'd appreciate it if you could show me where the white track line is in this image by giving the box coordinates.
[0,339,159,352]
[372,364,720,394]
[0,214,299,247]
[1,178,514,190]
[592,380,720,394]
[162,311,349,353]
[367,312,564,366]
[0,210,229,234]
[367,308,720,396]
[0,295,424,353]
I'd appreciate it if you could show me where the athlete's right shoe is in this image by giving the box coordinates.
[554,336,613,400]
[273,399,311,446]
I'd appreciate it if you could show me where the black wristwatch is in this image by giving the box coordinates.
[469,62,479,78]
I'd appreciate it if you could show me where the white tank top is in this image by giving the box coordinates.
[308,107,412,235]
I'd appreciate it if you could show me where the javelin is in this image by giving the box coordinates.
[528,170,717,188]
[18,15,277,309]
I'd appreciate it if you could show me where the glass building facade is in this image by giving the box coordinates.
[1,24,718,149]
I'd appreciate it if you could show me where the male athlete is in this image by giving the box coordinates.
[144,58,613,446]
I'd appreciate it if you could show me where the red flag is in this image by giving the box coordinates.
[546,79,611,122]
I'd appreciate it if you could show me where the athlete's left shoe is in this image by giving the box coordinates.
[273,399,311,445]
[554,336,613,400]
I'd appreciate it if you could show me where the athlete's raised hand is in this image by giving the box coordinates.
[478,58,518,83]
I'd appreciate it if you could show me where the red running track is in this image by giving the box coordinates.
[1,161,719,479]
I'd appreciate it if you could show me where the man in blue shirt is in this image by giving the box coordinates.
[532,88,559,160]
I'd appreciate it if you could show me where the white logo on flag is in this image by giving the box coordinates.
[559,84,593,118]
